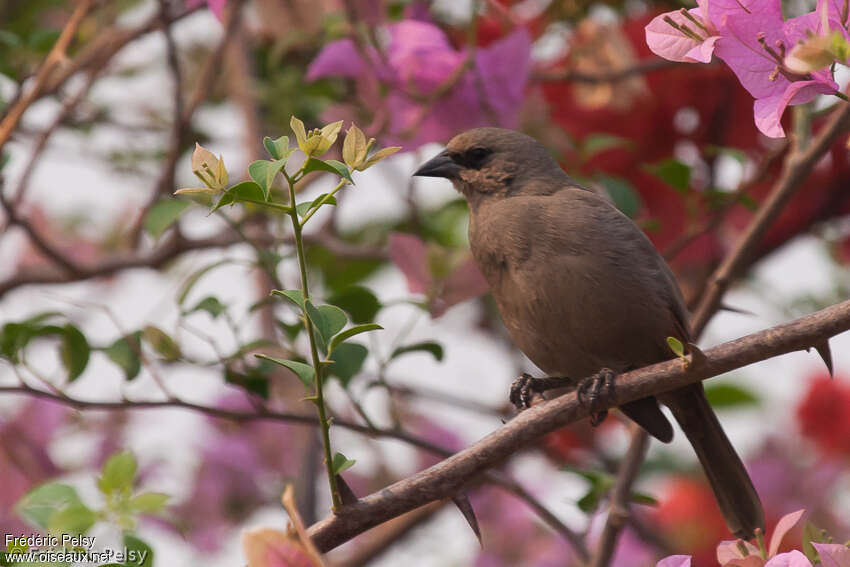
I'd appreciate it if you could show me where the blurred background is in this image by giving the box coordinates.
[1,0,850,565]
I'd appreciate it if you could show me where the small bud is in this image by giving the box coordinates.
[290,116,343,157]
[190,143,228,191]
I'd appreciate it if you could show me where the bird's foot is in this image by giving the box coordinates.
[509,373,574,410]
[577,368,616,426]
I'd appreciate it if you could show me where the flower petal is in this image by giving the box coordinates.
[812,543,850,567]
[645,9,710,62]
[754,79,837,138]
[764,550,813,567]
[656,556,692,567]
[388,232,431,294]
[769,509,806,557]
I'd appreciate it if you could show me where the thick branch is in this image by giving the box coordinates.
[307,299,850,551]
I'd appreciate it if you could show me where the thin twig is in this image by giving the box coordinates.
[591,426,649,567]
[0,0,96,151]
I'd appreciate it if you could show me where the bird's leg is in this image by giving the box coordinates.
[509,373,577,410]
[577,367,616,426]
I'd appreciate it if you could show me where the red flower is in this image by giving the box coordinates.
[796,374,850,456]
[654,477,729,566]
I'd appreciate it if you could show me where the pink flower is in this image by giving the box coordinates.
[307,21,532,149]
[645,0,844,138]
[646,0,720,63]
[812,543,850,567]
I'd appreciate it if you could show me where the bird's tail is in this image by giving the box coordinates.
[666,383,764,539]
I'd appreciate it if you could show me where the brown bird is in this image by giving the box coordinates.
[414,127,764,539]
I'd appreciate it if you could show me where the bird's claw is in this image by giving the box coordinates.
[577,368,616,427]
[510,373,541,410]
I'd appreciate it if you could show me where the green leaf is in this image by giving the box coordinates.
[596,174,642,218]
[704,382,760,408]
[646,159,691,193]
[105,333,142,380]
[59,324,90,382]
[263,135,291,160]
[177,259,232,304]
[143,198,191,238]
[142,325,180,361]
[630,491,658,506]
[303,157,354,184]
[224,364,270,399]
[248,157,290,199]
[16,483,83,529]
[124,534,153,567]
[304,301,347,346]
[802,520,830,563]
[329,323,382,353]
[391,341,444,362]
[582,134,632,159]
[210,181,267,212]
[666,336,685,358]
[47,503,96,535]
[328,286,381,323]
[129,492,169,514]
[276,319,304,342]
[327,342,368,386]
[296,193,338,218]
[271,289,305,309]
[187,296,226,318]
[331,452,356,475]
[98,450,138,496]
[255,354,315,388]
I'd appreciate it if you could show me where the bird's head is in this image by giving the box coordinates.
[412,128,566,205]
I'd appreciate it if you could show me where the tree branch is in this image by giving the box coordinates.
[306,298,850,551]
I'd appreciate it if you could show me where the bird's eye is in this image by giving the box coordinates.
[465,147,491,166]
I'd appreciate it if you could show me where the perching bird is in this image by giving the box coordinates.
[413,127,764,539]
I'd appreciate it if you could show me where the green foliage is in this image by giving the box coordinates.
[581,134,633,160]
[328,286,382,323]
[564,466,657,514]
[123,534,154,567]
[304,301,347,348]
[666,336,685,358]
[329,323,382,353]
[176,259,233,304]
[98,451,137,496]
[255,354,315,388]
[646,158,691,193]
[0,315,90,381]
[391,341,444,362]
[104,333,142,380]
[187,296,227,319]
[142,325,180,361]
[225,362,272,399]
[331,452,356,475]
[144,198,192,238]
[272,288,306,309]
[328,342,368,386]
[296,193,338,219]
[704,382,760,408]
[210,181,269,213]
[302,157,353,184]
[16,483,87,530]
[248,157,291,199]
[263,135,291,160]
[595,174,642,218]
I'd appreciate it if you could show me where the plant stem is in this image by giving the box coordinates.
[287,175,342,511]
[299,179,348,226]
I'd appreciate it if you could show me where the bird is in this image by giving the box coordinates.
[413,127,764,539]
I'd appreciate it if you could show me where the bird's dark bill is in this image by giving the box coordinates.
[413,151,461,179]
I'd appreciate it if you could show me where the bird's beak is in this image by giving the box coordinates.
[413,150,460,179]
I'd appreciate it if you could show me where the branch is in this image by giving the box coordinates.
[692,100,850,336]
[0,0,96,152]
[591,426,650,567]
[0,229,385,298]
[0,380,585,556]
[306,298,850,551]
